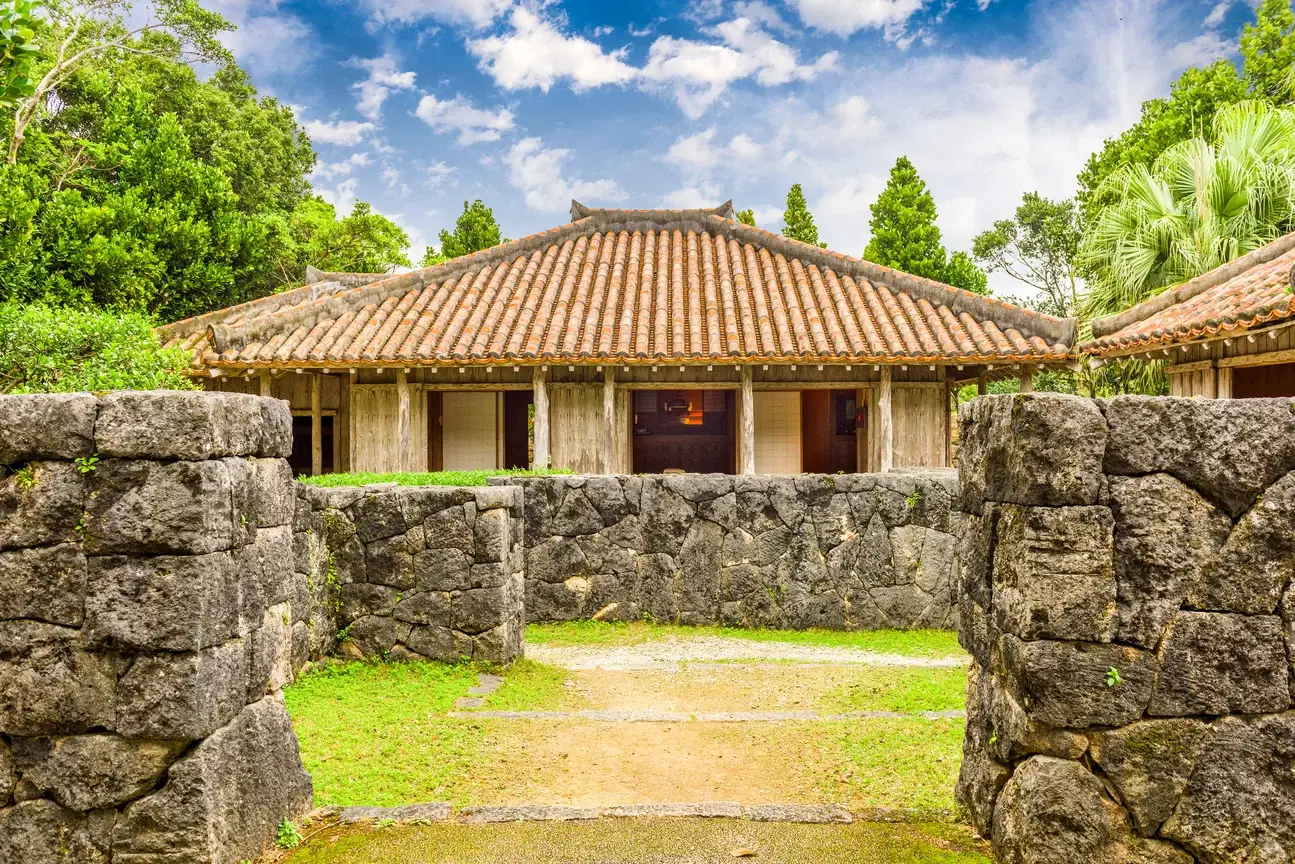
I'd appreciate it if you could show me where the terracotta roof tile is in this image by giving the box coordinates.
[1086,233,1295,354]
[164,204,1076,367]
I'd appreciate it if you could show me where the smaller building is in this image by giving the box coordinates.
[1085,232,1295,397]
[161,202,1075,476]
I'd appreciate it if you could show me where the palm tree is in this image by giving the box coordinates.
[1078,101,1295,320]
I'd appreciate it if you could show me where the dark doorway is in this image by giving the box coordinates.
[289,415,334,477]
[504,391,534,469]
[801,389,858,474]
[631,390,735,474]
[1233,363,1295,398]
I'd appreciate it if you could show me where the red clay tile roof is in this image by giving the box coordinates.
[1086,233,1295,355]
[161,203,1076,368]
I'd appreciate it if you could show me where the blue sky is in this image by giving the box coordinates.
[210,0,1258,292]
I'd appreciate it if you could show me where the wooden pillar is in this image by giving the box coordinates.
[879,367,894,473]
[310,373,322,476]
[396,369,411,474]
[533,366,550,470]
[855,387,867,473]
[944,381,953,468]
[977,369,988,396]
[1217,366,1233,399]
[603,367,616,474]
[740,366,756,474]
[337,373,351,473]
[258,370,272,398]
[1020,368,1035,393]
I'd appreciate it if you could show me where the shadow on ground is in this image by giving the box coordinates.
[276,819,990,863]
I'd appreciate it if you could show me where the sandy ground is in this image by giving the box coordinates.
[526,637,965,671]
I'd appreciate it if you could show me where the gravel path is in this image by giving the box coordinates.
[525,637,967,670]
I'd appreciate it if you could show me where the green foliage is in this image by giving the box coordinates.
[276,819,303,849]
[427,199,503,263]
[299,468,572,488]
[818,667,967,715]
[74,454,98,474]
[1077,0,1295,220]
[0,0,39,109]
[0,302,194,392]
[865,157,947,281]
[972,193,1081,317]
[781,183,826,247]
[1106,667,1124,688]
[736,207,757,227]
[943,251,988,295]
[1078,101,1295,320]
[10,463,33,488]
[292,198,410,275]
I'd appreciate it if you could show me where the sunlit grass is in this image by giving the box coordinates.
[817,666,968,715]
[299,468,572,487]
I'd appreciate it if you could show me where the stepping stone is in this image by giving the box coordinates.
[467,674,505,696]
[454,697,485,709]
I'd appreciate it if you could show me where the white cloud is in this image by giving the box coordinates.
[592,25,615,37]
[469,8,836,116]
[505,137,626,212]
[204,0,312,76]
[312,153,372,181]
[729,133,763,161]
[787,0,928,39]
[425,161,455,187]
[1203,0,1232,26]
[351,54,418,120]
[317,178,360,215]
[301,118,376,147]
[665,127,765,171]
[662,182,723,208]
[733,0,795,34]
[468,7,638,91]
[381,166,402,190]
[358,0,511,29]
[415,94,516,145]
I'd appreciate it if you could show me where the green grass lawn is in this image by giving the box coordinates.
[817,667,968,715]
[299,468,572,487]
[818,719,966,813]
[525,621,965,657]
[478,659,582,712]
[280,819,990,864]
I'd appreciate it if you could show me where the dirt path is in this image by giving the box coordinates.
[525,636,965,670]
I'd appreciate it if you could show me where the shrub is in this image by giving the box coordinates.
[0,302,196,393]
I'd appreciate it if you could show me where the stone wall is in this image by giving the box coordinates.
[294,483,525,665]
[956,394,1295,864]
[496,473,960,630]
[0,392,313,864]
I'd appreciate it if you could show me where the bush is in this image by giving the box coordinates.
[0,302,196,393]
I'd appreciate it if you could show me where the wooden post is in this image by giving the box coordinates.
[977,369,988,396]
[855,387,866,473]
[879,366,894,473]
[310,373,322,477]
[533,366,550,470]
[396,369,411,474]
[740,366,756,474]
[603,367,616,474]
[258,370,272,399]
[944,381,953,468]
[337,373,351,473]
[1020,368,1035,393]
[1217,366,1233,399]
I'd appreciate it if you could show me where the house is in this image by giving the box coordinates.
[1085,232,1295,398]
[160,202,1077,477]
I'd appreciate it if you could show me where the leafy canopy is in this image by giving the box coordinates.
[781,183,826,247]
[0,301,194,392]
[736,208,757,227]
[972,193,1081,317]
[424,199,503,265]
[0,0,39,109]
[865,156,987,294]
[293,198,410,275]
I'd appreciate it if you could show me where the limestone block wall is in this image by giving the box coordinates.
[495,473,960,630]
[294,483,525,665]
[956,394,1295,864]
[0,392,313,864]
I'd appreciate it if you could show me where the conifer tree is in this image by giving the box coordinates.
[781,184,826,247]
[864,157,947,281]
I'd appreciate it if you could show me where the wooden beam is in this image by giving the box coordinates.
[1219,347,1295,368]
[1019,368,1035,393]
[1166,359,1216,374]
[533,366,550,470]
[740,366,756,475]
[310,373,322,477]
[879,367,894,473]
[396,369,411,474]
[258,370,272,399]
[603,367,617,474]
[977,369,988,396]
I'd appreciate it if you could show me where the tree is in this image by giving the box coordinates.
[292,198,410,275]
[1241,0,1295,102]
[4,0,232,164]
[944,251,988,295]
[972,193,1081,317]
[0,300,194,392]
[736,207,756,227]
[425,199,502,264]
[781,183,825,247]
[1078,101,1295,321]
[0,0,39,109]
[865,157,948,281]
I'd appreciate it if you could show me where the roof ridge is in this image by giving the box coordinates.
[1089,230,1295,339]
